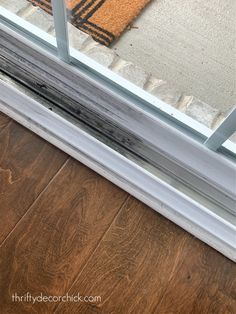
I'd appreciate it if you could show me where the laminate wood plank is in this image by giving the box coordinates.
[0,158,128,314]
[0,111,11,133]
[153,239,236,314]
[55,197,236,314]
[55,197,192,314]
[0,121,68,244]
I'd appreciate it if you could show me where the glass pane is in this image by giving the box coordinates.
[63,0,235,143]
[0,0,55,35]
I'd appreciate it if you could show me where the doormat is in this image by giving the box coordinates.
[28,0,151,46]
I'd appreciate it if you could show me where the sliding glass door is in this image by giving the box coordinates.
[1,0,235,159]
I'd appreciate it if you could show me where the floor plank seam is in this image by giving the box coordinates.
[0,156,70,248]
[151,235,191,312]
[53,194,131,313]
[0,118,12,135]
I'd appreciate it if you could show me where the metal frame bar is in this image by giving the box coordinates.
[205,106,236,151]
[51,0,70,62]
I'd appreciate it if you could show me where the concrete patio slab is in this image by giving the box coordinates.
[113,0,236,113]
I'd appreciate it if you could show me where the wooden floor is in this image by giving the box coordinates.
[0,112,235,314]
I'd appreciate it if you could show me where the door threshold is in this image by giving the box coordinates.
[0,75,235,262]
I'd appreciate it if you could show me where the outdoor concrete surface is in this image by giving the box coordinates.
[112,0,236,113]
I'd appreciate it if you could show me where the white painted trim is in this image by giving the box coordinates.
[0,80,235,261]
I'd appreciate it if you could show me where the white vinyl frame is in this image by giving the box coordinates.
[205,106,236,151]
[1,79,236,261]
[0,6,236,260]
[51,0,69,62]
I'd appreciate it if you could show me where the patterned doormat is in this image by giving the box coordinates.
[28,0,151,46]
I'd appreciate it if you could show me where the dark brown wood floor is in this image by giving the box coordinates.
[0,112,235,314]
